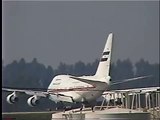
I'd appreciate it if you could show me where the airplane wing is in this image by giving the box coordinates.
[102,86,160,95]
[2,86,76,106]
[110,75,152,85]
[2,87,48,97]
[2,86,81,97]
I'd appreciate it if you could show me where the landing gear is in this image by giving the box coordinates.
[91,105,94,112]
[90,101,96,112]
[80,103,85,111]
[79,100,96,112]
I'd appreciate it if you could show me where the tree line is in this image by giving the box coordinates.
[2,58,159,89]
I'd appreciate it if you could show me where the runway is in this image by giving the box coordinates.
[2,111,56,120]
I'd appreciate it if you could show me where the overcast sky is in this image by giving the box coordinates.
[2,1,159,68]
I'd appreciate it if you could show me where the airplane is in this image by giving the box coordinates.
[2,33,152,110]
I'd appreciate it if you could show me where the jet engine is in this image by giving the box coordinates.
[7,92,19,104]
[27,95,40,107]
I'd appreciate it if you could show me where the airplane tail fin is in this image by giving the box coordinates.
[95,33,113,78]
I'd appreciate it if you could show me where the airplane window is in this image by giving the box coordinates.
[55,79,61,81]
[53,83,60,85]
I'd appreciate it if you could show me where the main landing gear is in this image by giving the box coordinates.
[79,100,96,112]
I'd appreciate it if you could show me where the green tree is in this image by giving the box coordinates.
[73,61,86,76]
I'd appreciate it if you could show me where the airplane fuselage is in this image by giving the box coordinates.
[47,75,109,103]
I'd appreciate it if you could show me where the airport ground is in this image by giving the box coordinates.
[2,111,55,120]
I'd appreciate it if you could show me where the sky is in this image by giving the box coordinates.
[2,1,159,68]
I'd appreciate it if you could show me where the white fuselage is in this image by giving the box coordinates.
[47,75,109,103]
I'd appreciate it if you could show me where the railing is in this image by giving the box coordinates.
[98,88,160,119]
